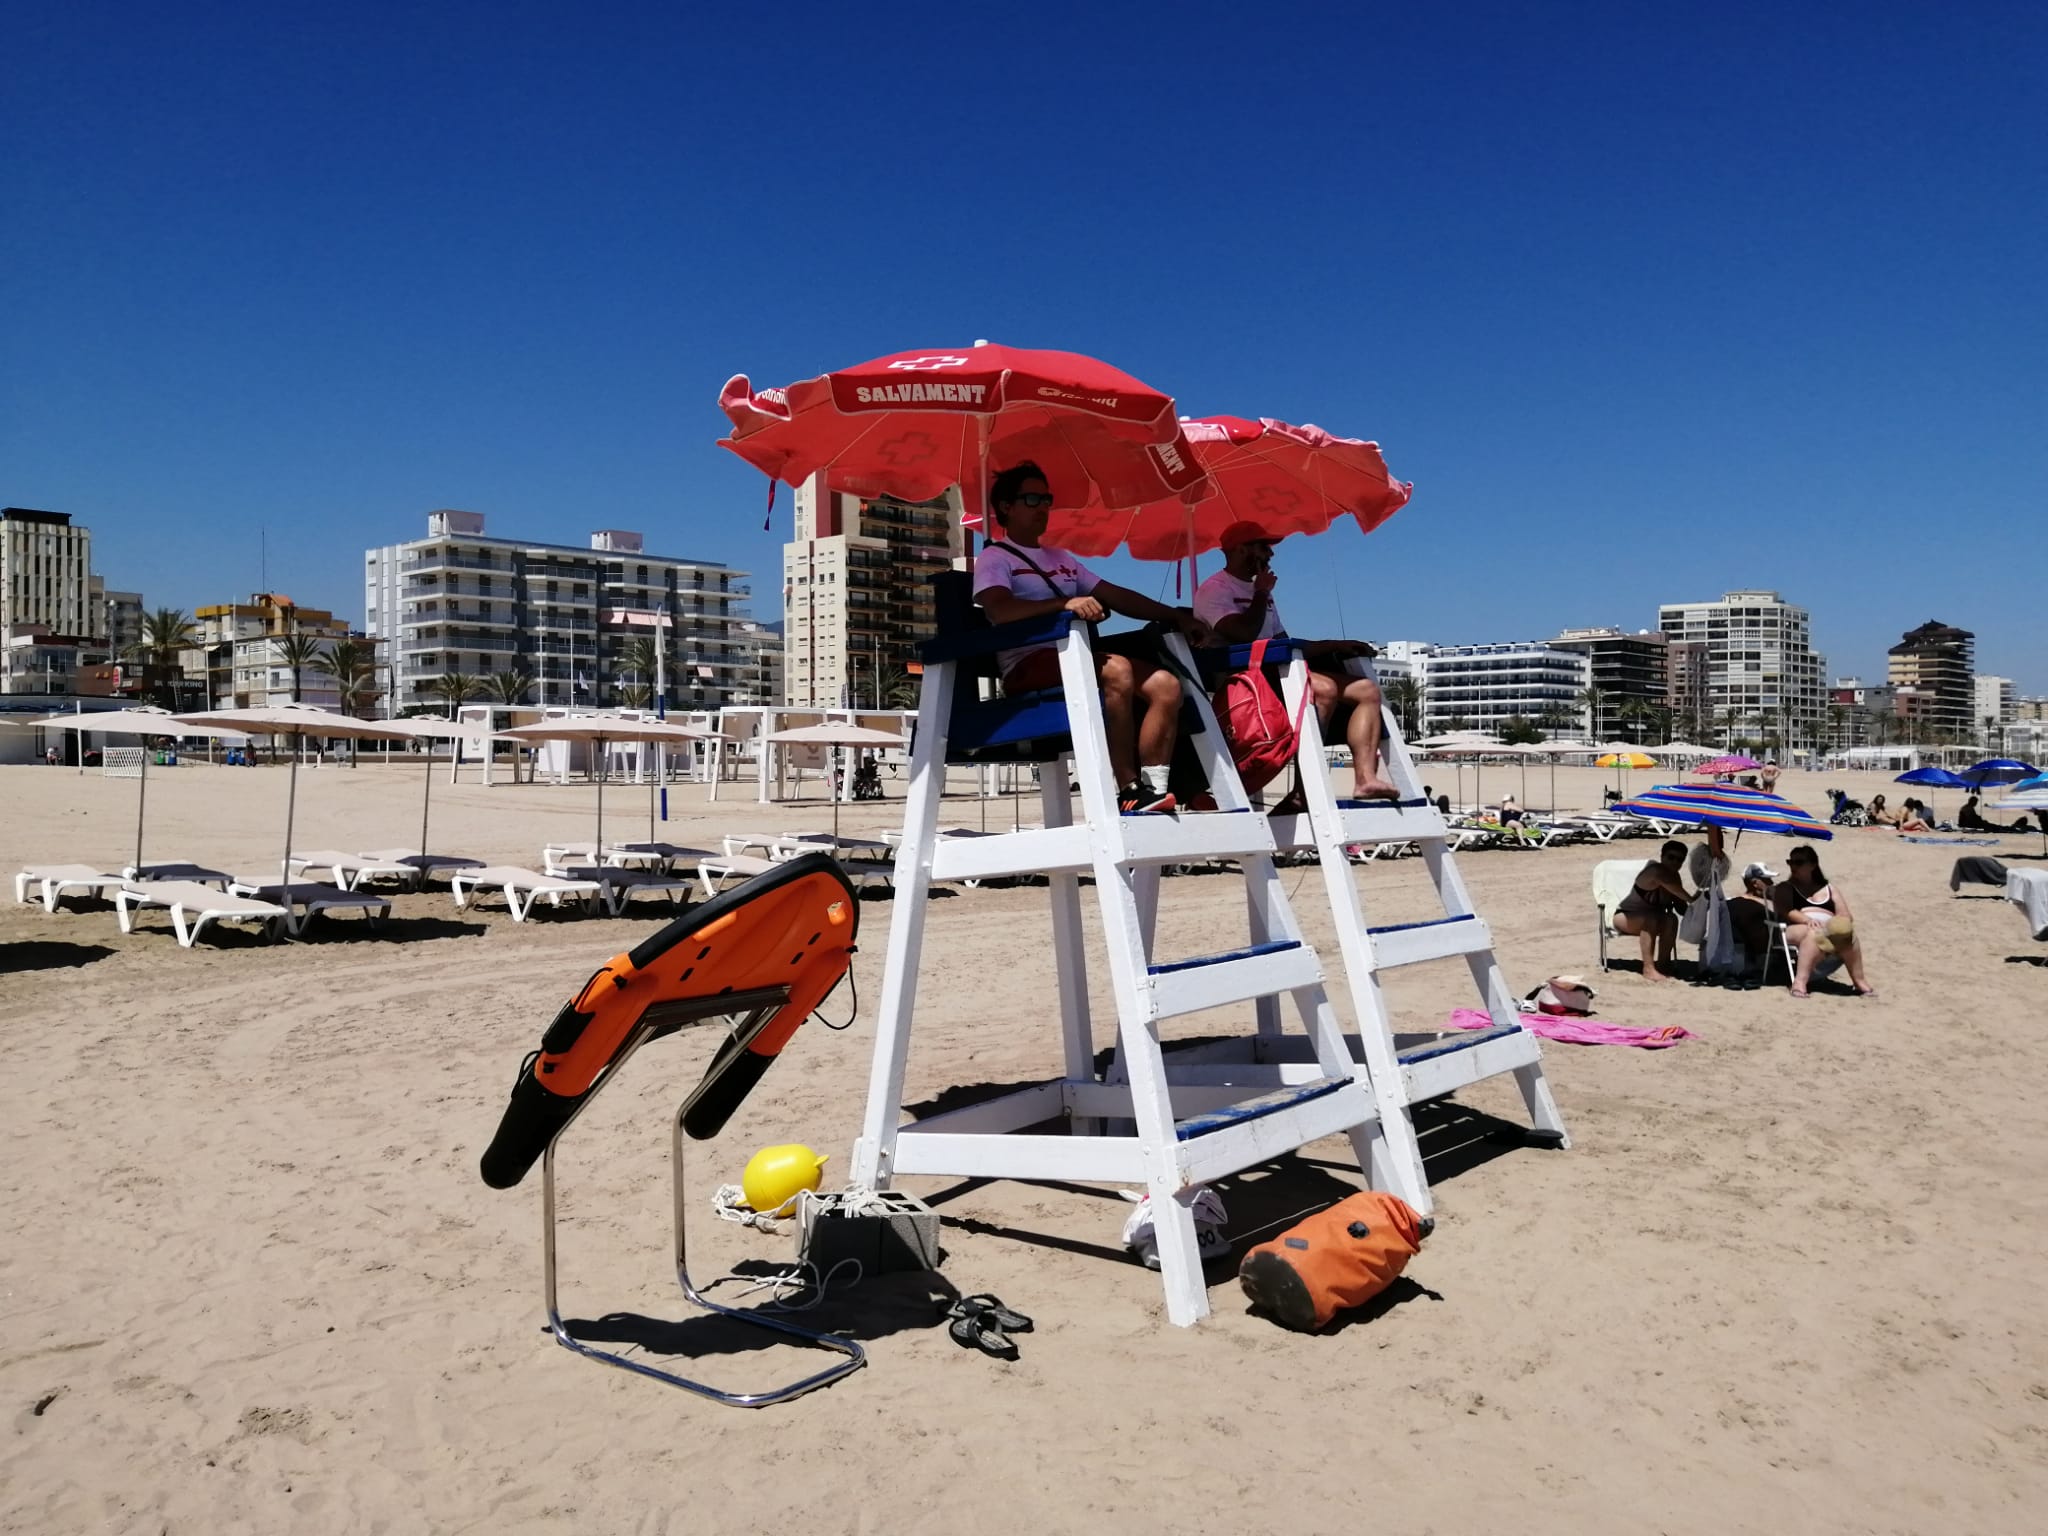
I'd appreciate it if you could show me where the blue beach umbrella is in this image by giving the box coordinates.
[1612,782,1833,841]
[1895,766,1969,789]
[1959,758,2039,788]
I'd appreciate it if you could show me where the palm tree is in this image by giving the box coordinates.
[1617,697,1655,744]
[429,671,484,719]
[620,682,653,710]
[325,639,377,717]
[1577,685,1606,741]
[1384,675,1424,737]
[484,669,534,706]
[273,632,329,706]
[127,607,200,706]
[1716,708,1743,749]
[1827,704,1849,750]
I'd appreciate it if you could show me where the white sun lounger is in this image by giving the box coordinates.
[123,861,234,888]
[229,880,393,936]
[695,851,784,899]
[603,841,718,871]
[356,849,488,887]
[290,851,416,890]
[14,865,130,912]
[115,881,289,947]
[452,865,604,921]
[542,843,665,876]
[549,865,698,915]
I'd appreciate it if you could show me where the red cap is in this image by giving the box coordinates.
[1218,520,1281,550]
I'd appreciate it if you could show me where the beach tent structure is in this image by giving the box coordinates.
[498,717,714,851]
[38,709,250,873]
[762,722,907,838]
[175,706,403,883]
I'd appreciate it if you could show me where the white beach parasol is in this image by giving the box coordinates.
[38,708,250,873]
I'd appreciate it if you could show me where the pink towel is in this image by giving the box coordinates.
[1448,1007,1695,1048]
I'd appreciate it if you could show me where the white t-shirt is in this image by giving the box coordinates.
[973,542,1103,679]
[1194,568,1285,641]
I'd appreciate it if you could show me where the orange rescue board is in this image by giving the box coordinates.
[481,853,857,1189]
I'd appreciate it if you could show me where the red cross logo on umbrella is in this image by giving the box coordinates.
[876,431,940,465]
[887,355,970,371]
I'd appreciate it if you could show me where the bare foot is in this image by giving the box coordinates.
[1352,776,1400,801]
[1790,986,1810,998]
[1643,967,1672,982]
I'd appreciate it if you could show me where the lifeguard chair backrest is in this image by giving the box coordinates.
[927,570,1075,764]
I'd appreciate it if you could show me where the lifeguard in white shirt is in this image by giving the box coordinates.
[972,461,1212,816]
[1193,520,1398,804]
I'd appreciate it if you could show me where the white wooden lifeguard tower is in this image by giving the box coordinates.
[853,587,1566,1325]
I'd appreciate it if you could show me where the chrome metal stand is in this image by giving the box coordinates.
[539,986,866,1407]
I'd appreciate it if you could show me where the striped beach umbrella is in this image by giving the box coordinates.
[1612,782,1833,840]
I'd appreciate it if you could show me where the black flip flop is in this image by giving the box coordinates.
[946,1308,1018,1359]
[957,1293,1033,1334]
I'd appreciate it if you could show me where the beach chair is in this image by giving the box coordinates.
[452,866,604,921]
[604,842,718,872]
[122,861,233,888]
[290,851,415,890]
[694,851,786,899]
[354,849,487,888]
[1592,859,1642,971]
[547,864,697,915]
[115,880,289,947]
[228,880,393,936]
[14,865,130,912]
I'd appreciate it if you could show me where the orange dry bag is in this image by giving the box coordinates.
[479,852,857,1190]
[1237,1191,1430,1331]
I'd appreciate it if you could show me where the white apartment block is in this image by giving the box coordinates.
[1657,590,1827,741]
[364,511,757,714]
[783,476,963,708]
[1975,675,2016,729]
[2,507,99,694]
[1416,641,1591,736]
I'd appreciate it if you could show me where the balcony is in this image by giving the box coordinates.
[403,551,508,573]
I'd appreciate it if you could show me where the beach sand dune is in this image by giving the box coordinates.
[3,761,2044,1534]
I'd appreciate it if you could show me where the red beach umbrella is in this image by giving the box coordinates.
[718,342,1207,518]
[1043,415,1413,561]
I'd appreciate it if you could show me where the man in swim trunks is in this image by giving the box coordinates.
[1193,521,1397,802]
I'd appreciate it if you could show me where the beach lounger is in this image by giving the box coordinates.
[123,861,234,888]
[14,864,130,912]
[356,848,487,887]
[549,865,697,915]
[720,832,790,859]
[543,843,664,876]
[115,880,289,947]
[695,852,785,899]
[603,842,718,872]
[290,850,415,890]
[229,880,393,936]
[452,865,604,921]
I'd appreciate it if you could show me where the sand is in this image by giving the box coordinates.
[3,756,2045,1535]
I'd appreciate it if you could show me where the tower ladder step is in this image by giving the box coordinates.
[1366,913,1495,969]
[1397,1021,1545,1101]
[1145,939,1323,1020]
[1171,1077,1377,1184]
[1268,797,1448,852]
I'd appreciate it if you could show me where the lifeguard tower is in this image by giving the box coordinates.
[853,585,1566,1325]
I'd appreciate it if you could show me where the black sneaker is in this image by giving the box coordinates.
[1118,785,1177,815]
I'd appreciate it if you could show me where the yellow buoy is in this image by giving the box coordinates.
[742,1144,828,1216]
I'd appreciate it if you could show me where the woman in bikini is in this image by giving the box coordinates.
[1770,846,1877,998]
[1866,793,1900,827]
[1612,839,1695,981]
[972,461,1211,814]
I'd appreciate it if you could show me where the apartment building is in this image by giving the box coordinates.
[1417,641,1591,736]
[1550,627,1669,740]
[783,475,963,708]
[1886,620,1976,738]
[1656,590,1827,744]
[187,594,352,709]
[364,511,755,714]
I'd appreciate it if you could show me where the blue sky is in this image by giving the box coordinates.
[7,3,2044,688]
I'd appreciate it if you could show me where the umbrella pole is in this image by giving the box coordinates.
[1549,757,1557,815]
[134,747,149,871]
[282,737,301,887]
[595,738,606,852]
[419,747,434,863]
[649,771,657,845]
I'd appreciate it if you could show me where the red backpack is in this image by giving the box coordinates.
[1212,637,1312,793]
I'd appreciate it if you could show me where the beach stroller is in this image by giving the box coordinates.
[1828,789,1868,827]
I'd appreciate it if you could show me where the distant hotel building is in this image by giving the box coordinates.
[364,511,760,714]
[185,594,351,709]
[1550,627,1668,740]
[1657,590,1827,743]
[1416,641,1591,737]
[1886,620,1975,739]
[2,506,135,697]
[782,476,962,708]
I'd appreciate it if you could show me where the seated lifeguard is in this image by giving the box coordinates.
[973,461,1210,815]
[1194,521,1398,802]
